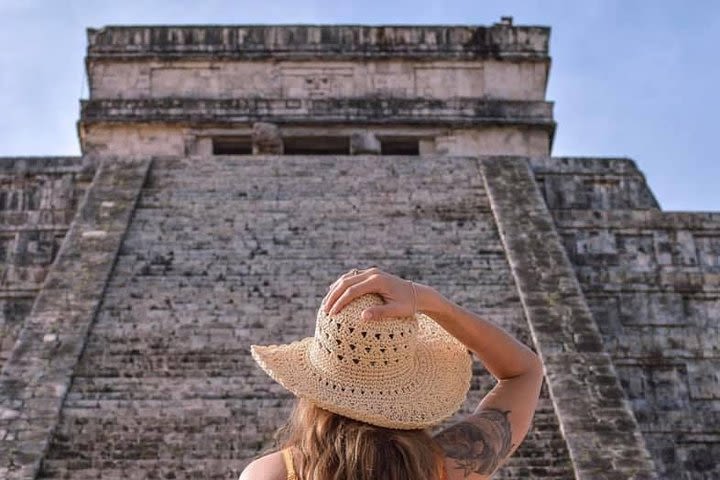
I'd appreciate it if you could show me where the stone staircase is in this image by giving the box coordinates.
[37,154,575,479]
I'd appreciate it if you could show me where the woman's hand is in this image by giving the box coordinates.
[321,267,418,321]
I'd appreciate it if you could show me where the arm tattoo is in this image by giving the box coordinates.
[433,408,514,476]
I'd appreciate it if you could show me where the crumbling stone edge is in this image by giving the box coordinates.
[479,156,659,480]
[0,156,152,478]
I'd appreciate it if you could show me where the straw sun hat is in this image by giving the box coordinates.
[250,290,473,430]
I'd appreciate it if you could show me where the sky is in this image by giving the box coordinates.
[0,0,718,212]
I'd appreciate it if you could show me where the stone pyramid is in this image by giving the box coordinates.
[0,19,717,480]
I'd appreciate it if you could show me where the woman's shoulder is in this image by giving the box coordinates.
[238,449,288,480]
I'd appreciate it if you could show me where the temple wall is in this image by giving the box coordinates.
[81,124,550,158]
[89,59,548,101]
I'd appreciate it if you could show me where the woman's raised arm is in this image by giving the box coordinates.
[323,268,544,480]
[416,282,544,480]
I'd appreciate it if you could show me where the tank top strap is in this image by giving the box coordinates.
[281,447,298,480]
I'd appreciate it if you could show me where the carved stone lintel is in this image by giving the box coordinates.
[252,122,284,154]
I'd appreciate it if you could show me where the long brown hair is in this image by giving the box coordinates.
[267,397,447,480]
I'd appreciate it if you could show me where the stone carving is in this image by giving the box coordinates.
[349,132,381,154]
[252,122,283,154]
[280,66,354,98]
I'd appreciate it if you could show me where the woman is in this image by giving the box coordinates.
[241,267,544,480]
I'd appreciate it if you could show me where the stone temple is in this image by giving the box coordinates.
[0,17,718,480]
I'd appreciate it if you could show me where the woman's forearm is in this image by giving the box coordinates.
[415,282,542,380]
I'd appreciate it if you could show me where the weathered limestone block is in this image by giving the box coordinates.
[349,132,381,154]
[252,122,283,154]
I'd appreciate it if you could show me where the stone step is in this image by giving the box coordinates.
[138,179,489,195]
[115,224,503,249]
[131,201,491,222]
[148,154,486,175]
[40,459,575,480]
[142,176,488,193]
[42,398,570,470]
[40,459,247,480]
[106,258,512,285]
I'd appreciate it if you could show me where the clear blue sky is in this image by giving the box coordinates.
[1,0,718,212]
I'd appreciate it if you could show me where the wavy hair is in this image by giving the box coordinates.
[265,397,447,480]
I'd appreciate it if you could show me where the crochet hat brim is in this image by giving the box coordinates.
[250,312,473,430]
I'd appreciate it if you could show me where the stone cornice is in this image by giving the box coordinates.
[86,24,550,61]
[79,97,555,128]
[0,156,83,174]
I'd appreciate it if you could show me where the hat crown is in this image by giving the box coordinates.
[309,293,419,381]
